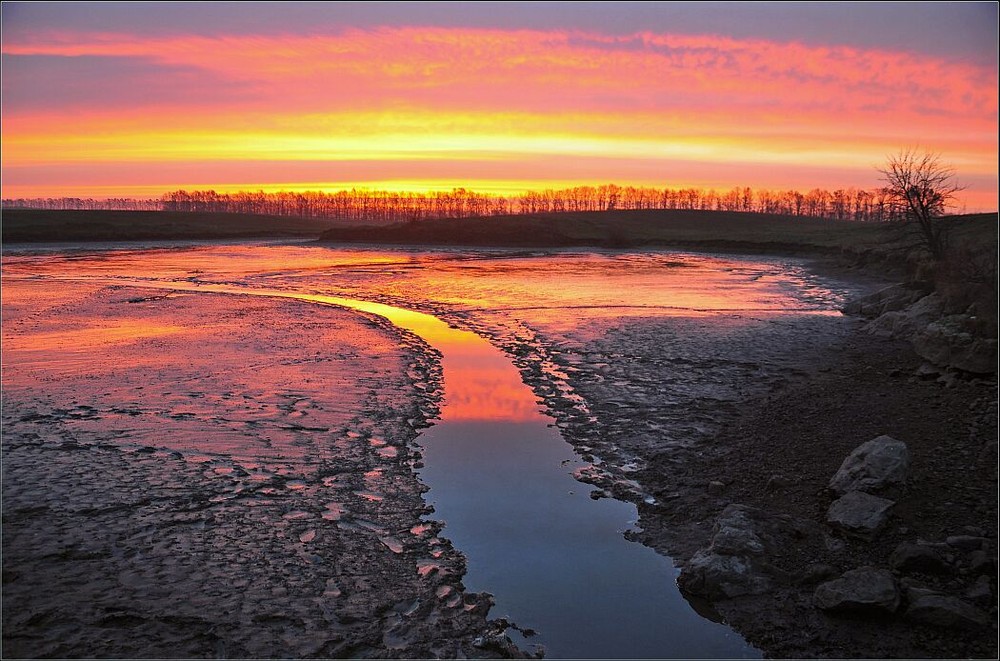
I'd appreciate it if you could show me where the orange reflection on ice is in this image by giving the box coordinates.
[3,314,187,388]
[14,321,185,350]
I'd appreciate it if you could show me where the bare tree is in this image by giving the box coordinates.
[878,149,964,260]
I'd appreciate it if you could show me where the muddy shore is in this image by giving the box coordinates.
[3,247,995,658]
[2,284,501,659]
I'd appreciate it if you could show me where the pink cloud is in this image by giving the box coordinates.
[2,26,996,208]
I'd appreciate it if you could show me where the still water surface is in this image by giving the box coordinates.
[292,291,758,658]
[109,282,758,657]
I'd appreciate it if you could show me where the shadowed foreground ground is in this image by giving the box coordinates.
[472,299,997,658]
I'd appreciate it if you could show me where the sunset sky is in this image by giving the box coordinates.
[2,2,998,211]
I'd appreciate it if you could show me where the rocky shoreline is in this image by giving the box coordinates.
[671,332,997,658]
[457,273,997,658]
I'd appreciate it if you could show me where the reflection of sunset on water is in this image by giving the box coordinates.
[4,246,849,320]
[2,247,852,420]
[297,294,546,423]
[1,245,854,431]
[438,350,542,423]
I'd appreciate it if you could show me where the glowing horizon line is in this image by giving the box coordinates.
[5,180,996,214]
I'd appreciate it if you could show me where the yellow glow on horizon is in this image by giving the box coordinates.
[8,117,996,176]
[3,25,996,210]
[5,178,996,215]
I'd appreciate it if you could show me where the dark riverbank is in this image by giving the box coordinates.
[1,209,338,243]
[7,208,993,267]
[456,267,998,658]
[648,332,997,658]
[317,209,893,255]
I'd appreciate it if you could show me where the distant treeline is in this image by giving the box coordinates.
[3,197,162,212]
[4,184,901,223]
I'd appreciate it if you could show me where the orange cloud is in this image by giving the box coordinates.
[2,27,996,210]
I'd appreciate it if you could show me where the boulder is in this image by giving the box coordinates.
[829,435,910,495]
[681,552,773,600]
[964,575,994,608]
[912,315,998,374]
[707,480,726,496]
[904,593,990,629]
[708,505,767,556]
[945,535,985,552]
[678,505,775,600]
[766,474,791,492]
[842,283,929,318]
[814,567,900,615]
[890,541,951,574]
[862,291,944,339]
[967,550,998,577]
[827,491,894,540]
[796,563,840,586]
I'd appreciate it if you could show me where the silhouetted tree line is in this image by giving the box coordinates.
[2,197,161,211]
[5,184,900,222]
[159,188,508,221]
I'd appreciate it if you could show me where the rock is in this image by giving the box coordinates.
[912,315,998,375]
[905,593,989,629]
[915,362,943,379]
[827,491,894,541]
[766,474,790,492]
[796,563,840,586]
[828,435,910,495]
[946,535,985,552]
[707,480,726,496]
[862,311,907,338]
[814,567,900,615]
[862,291,944,339]
[472,634,517,655]
[890,541,951,574]
[967,550,997,577]
[707,505,767,556]
[823,533,846,553]
[842,283,929,318]
[964,575,994,608]
[900,579,933,594]
[678,505,775,600]
[681,552,773,600]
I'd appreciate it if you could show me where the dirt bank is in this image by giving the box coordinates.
[644,333,997,658]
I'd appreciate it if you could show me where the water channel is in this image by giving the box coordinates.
[120,281,758,658]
